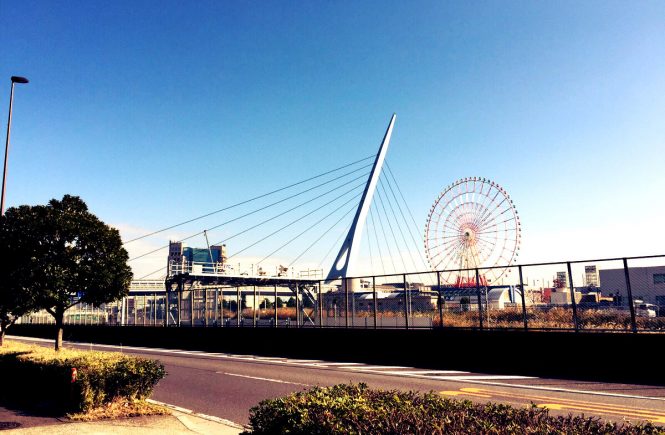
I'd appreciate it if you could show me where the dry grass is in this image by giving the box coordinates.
[0,339,125,362]
[67,397,169,421]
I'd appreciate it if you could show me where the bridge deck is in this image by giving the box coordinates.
[166,273,321,288]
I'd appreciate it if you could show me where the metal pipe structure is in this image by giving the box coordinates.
[567,262,579,332]
[623,258,638,333]
[2,76,28,215]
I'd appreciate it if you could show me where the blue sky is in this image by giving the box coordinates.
[2,1,664,278]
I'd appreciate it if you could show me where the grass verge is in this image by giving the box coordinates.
[0,340,166,416]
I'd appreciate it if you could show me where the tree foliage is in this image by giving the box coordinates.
[0,204,44,345]
[0,195,133,349]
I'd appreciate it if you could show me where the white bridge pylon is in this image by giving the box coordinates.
[325,113,396,284]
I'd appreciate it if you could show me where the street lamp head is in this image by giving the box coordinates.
[10,76,29,84]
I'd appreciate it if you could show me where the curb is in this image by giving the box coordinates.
[146,399,246,430]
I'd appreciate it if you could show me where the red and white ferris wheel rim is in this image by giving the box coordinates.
[424,177,521,285]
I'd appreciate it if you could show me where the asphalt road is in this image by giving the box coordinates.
[11,336,665,427]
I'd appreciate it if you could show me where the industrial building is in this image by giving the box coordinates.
[599,265,665,307]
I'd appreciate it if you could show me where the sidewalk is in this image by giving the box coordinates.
[0,405,244,434]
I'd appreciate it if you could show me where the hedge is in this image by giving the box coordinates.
[244,383,664,435]
[0,341,166,414]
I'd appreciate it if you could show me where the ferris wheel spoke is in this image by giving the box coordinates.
[429,237,465,263]
[477,217,518,233]
[432,244,463,271]
[472,189,501,229]
[480,196,508,226]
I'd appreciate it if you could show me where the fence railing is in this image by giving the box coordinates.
[19,254,665,332]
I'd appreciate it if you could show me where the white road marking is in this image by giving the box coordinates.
[434,375,535,380]
[345,365,419,371]
[308,362,362,366]
[219,372,312,387]
[375,370,469,375]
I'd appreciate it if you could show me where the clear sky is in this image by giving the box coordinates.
[2,1,664,279]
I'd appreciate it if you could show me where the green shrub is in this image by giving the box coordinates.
[0,341,166,414]
[244,383,664,435]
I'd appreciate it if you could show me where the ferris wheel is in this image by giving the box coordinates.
[424,177,521,286]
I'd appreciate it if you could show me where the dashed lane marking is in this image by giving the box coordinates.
[219,372,312,387]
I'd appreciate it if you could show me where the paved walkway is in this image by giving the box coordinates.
[0,406,243,434]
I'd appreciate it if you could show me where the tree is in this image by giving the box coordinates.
[0,204,45,345]
[0,195,133,350]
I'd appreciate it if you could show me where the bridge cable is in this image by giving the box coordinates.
[287,202,358,269]
[378,176,420,273]
[137,190,361,280]
[375,183,408,274]
[134,182,366,280]
[317,220,352,271]
[123,155,374,244]
[371,187,398,274]
[384,162,430,269]
[129,168,370,262]
[368,207,387,276]
[225,186,364,262]
[365,209,375,275]
[209,178,367,247]
[258,197,361,267]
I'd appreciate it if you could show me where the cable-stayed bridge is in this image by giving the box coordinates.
[121,114,436,326]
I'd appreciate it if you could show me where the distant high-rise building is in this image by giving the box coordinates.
[555,271,568,288]
[585,265,599,287]
[167,241,227,275]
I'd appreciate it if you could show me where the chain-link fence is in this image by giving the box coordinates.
[18,255,665,332]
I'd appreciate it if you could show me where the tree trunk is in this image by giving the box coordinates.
[0,329,5,347]
[55,310,64,351]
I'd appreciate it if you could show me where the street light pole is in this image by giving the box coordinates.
[1,76,29,215]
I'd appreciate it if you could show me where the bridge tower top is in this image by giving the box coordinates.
[325,113,396,283]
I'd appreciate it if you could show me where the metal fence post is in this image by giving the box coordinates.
[345,279,350,328]
[623,258,638,333]
[165,285,170,327]
[236,286,241,327]
[296,284,301,328]
[190,286,194,327]
[203,290,208,327]
[253,286,257,328]
[219,287,226,328]
[177,278,182,327]
[273,284,278,328]
[214,288,219,327]
[475,269,484,330]
[437,272,443,328]
[566,262,579,332]
[318,281,323,328]
[518,265,528,331]
[403,274,409,330]
[373,276,378,329]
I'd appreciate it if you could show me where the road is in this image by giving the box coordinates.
[11,336,665,427]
